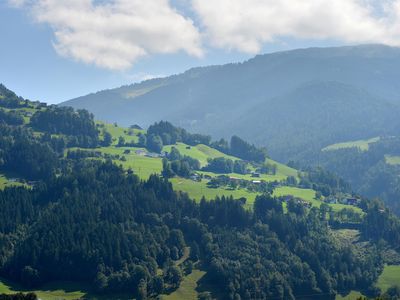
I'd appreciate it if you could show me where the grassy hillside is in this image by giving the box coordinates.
[163,143,238,167]
[385,155,400,165]
[66,121,363,215]
[335,290,365,300]
[323,137,380,152]
[336,264,400,299]
[161,270,206,300]
[376,265,400,292]
[170,177,258,208]
[4,96,360,217]
[0,278,87,300]
[97,121,143,145]
[0,174,25,190]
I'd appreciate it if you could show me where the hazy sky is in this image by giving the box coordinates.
[1,0,400,103]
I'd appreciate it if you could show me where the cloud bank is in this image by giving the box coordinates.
[11,0,202,70]
[9,0,400,70]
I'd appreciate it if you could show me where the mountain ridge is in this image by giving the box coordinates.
[62,44,400,161]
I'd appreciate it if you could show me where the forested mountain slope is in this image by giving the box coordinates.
[2,85,400,299]
[62,44,400,161]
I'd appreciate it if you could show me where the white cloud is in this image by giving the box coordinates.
[9,0,400,70]
[192,0,400,53]
[12,0,203,70]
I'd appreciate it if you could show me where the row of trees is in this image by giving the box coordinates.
[202,157,248,174]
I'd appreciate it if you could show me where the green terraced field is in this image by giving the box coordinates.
[376,264,400,292]
[323,137,380,152]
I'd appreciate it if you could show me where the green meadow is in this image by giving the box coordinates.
[335,264,400,299]
[323,137,380,152]
[265,158,298,178]
[161,269,206,300]
[163,142,237,167]
[0,278,134,300]
[376,264,400,292]
[170,177,258,207]
[335,290,365,300]
[385,155,400,165]
[0,174,25,190]
[0,279,86,300]
[69,146,163,180]
[97,121,143,145]
[273,186,363,213]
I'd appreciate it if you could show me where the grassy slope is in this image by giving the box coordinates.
[71,146,163,180]
[323,137,380,152]
[170,177,258,208]
[335,290,365,300]
[385,155,400,165]
[97,121,144,145]
[376,265,400,292]
[161,270,206,300]
[273,186,362,213]
[71,127,360,213]
[0,278,133,300]
[163,143,238,167]
[265,158,298,177]
[0,279,86,300]
[0,174,25,190]
[335,264,400,299]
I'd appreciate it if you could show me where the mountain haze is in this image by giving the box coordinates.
[62,44,400,160]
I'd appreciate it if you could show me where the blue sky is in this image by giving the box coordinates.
[1,0,399,104]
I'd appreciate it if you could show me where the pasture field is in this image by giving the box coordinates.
[0,279,86,300]
[0,174,25,190]
[335,290,365,300]
[170,177,258,208]
[161,270,206,300]
[198,170,287,182]
[68,126,357,213]
[68,146,163,180]
[0,278,133,300]
[0,175,8,190]
[376,264,400,292]
[273,186,363,213]
[163,143,238,167]
[385,155,400,165]
[323,137,380,152]
[273,186,316,202]
[99,146,162,179]
[265,158,298,178]
[97,121,142,145]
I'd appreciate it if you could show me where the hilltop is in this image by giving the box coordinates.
[62,44,400,161]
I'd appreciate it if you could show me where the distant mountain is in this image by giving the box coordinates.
[62,44,400,161]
